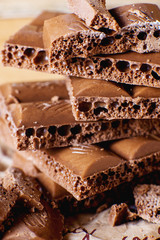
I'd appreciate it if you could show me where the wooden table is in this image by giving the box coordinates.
[0,0,160,84]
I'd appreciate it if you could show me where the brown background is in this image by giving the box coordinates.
[0,0,160,84]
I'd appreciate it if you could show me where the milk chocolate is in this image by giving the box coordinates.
[67,77,160,120]
[2,81,160,150]
[18,136,160,200]
[134,184,160,224]
[2,11,61,72]
[2,200,64,240]
[51,51,160,88]
[67,0,120,31]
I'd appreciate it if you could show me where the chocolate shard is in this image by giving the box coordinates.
[2,81,160,150]
[67,77,160,121]
[2,167,43,211]
[134,184,160,224]
[2,200,64,240]
[18,136,160,200]
[51,51,160,88]
[67,0,120,31]
[109,203,138,226]
[2,11,62,72]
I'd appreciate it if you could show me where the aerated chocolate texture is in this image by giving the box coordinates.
[44,4,160,65]
[52,51,160,88]
[134,184,160,224]
[2,11,61,72]
[68,0,120,31]
[67,77,160,121]
[2,81,160,150]
[19,136,160,200]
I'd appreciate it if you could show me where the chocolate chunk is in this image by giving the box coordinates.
[67,77,160,121]
[1,81,160,150]
[109,203,138,226]
[2,200,64,240]
[2,167,43,211]
[134,184,160,224]
[2,11,61,72]
[67,0,120,31]
[18,136,160,200]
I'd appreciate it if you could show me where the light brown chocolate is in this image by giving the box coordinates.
[109,203,138,226]
[68,0,120,31]
[134,184,160,224]
[2,11,61,72]
[67,77,160,120]
[2,81,160,150]
[18,136,160,200]
[2,200,64,240]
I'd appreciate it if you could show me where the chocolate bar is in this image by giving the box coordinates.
[2,11,61,72]
[2,81,160,150]
[51,51,160,88]
[18,136,160,200]
[44,4,160,65]
[67,77,160,121]
[67,0,120,31]
[134,184,160,224]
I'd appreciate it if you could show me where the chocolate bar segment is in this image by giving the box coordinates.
[2,11,61,72]
[134,184,160,224]
[2,81,160,150]
[18,136,160,200]
[52,51,160,88]
[67,77,160,120]
[67,0,120,31]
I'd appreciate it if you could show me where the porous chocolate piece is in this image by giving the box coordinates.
[2,200,64,240]
[67,77,160,120]
[51,51,160,88]
[67,0,120,31]
[18,136,160,200]
[134,184,160,224]
[2,11,61,72]
[2,167,43,211]
[109,203,138,226]
[2,81,160,150]
[0,185,18,232]
[44,4,160,65]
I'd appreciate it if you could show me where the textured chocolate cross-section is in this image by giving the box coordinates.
[68,0,120,31]
[134,184,160,224]
[1,80,160,150]
[18,136,160,200]
[67,77,160,121]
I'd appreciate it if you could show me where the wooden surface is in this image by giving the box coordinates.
[0,0,160,84]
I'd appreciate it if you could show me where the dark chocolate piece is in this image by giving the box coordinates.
[67,77,160,120]
[2,81,160,150]
[18,136,160,200]
[134,184,160,224]
[2,11,61,72]
[2,200,64,240]
[109,203,138,226]
[67,0,120,31]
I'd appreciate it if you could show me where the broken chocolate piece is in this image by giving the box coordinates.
[134,184,160,224]
[67,0,120,31]
[67,77,160,121]
[2,167,43,211]
[2,200,64,240]
[2,81,160,150]
[18,136,160,200]
[109,203,138,226]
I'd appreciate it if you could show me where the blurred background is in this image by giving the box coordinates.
[0,0,160,18]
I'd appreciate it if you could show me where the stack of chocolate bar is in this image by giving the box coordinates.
[1,1,160,238]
